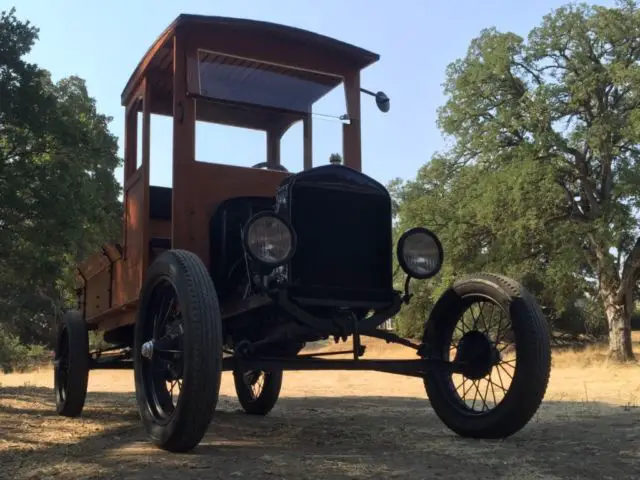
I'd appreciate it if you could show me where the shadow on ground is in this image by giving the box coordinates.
[1,386,638,479]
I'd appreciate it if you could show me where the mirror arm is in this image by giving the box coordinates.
[359,87,390,113]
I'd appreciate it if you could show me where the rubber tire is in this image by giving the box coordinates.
[233,369,283,415]
[133,249,223,453]
[55,310,90,417]
[423,273,551,439]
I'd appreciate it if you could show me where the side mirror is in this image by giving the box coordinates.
[360,87,390,113]
[375,91,390,113]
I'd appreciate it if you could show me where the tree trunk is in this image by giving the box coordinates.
[602,290,635,362]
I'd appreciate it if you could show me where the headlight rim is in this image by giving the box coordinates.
[242,211,297,268]
[396,227,444,279]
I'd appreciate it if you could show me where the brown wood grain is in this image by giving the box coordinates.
[84,15,378,332]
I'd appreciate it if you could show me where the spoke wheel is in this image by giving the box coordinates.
[447,299,515,413]
[138,279,185,424]
[233,368,283,415]
[134,249,222,453]
[423,273,550,439]
[54,310,89,417]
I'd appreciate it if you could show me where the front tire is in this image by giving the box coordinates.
[423,273,551,439]
[54,310,90,417]
[133,249,223,453]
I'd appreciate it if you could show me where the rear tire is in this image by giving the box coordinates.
[133,249,223,453]
[423,273,551,439]
[54,310,89,417]
[233,369,283,415]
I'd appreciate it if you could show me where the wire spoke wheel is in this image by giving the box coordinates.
[133,249,222,453]
[448,299,515,413]
[423,274,551,439]
[233,368,282,415]
[244,370,266,399]
[138,279,185,423]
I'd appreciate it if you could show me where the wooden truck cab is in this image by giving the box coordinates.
[75,14,381,335]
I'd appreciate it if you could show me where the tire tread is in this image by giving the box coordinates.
[55,310,89,417]
[134,249,222,453]
[425,273,551,438]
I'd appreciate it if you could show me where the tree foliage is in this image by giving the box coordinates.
[393,1,640,360]
[0,8,122,346]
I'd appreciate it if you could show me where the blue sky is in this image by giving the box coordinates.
[14,0,614,189]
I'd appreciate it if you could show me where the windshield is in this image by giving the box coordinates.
[195,50,346,116]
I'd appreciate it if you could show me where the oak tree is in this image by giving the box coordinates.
[0,8,121,345]
[394,1,639,360]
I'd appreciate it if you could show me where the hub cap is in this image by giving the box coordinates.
[455,330,500,380]
[141,340,154,359]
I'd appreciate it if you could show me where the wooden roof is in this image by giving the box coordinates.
[120,15,380,131]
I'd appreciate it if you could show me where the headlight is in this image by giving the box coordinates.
[397,227,443,279]
[242,212,296,267]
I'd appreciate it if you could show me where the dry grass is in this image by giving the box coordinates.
[1,333,639,479]
[549,332,640,368]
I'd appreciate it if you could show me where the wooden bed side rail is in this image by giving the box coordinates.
[75,243,124,287]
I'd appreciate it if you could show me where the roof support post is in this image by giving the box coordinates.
[303,114,313,170]
[122,98,140,256]
[342,71,361,172]
[123,103,138,184]
[171,30,197,251]
[266,130,281,169]
[141,79,151,275]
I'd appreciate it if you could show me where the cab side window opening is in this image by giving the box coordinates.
[136,111,143,170]
[195,121,266,169]
[149,114,173,188]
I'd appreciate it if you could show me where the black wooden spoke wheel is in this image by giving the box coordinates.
[423,273,551,439]
[233,369,283,415]
[133,249,223,453]
[54,310,90,417]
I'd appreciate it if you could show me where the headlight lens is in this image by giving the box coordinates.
[397,228,443,279]
[243,212,296,267]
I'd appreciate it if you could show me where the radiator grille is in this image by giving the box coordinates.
[288,183,393,302]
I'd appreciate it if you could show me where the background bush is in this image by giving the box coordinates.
[0,326,51,374]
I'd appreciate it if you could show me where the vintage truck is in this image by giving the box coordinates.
[54,14,551,452]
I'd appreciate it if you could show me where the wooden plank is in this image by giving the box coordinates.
[178,161,288,267]
[86,300,138,326]
[85,269,112,318]
[187,26,364,78]
[87,302,138,332]
[77,251,110,281]
[121,21,177,105]
[141,79,151,278]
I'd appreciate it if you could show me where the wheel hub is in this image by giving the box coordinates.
[141,340,154,359]
[454,330,499,380]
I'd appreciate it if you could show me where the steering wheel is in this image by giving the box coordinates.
[251,162,289,172]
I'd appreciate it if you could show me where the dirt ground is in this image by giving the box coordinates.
[1,335,639,480]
